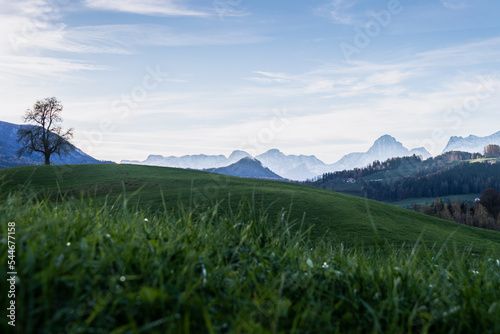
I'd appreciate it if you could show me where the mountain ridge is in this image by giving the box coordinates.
[443,131,500,154]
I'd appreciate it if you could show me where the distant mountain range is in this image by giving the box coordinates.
[0,121,114,168]
[122,135,432,181]
[442,131,500,154]
[122,150,251,170]
[205,157,284,180]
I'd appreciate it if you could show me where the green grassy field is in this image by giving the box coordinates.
[1,188,500,333]
[1,164,500,252]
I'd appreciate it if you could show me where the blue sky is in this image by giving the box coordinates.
[1,0,500,163]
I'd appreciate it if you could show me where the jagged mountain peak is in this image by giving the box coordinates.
[370,134,403,147]
[261,148,284,156]
[443,131,500,154]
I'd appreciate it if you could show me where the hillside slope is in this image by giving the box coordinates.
[0,120,114,168]
[1,164,499,251]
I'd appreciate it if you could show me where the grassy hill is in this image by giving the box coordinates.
[2,164,500,332]
[1,164,500,252]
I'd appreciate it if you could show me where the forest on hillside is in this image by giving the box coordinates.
[307,150,500,203]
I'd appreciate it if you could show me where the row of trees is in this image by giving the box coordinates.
[415,188,500,231]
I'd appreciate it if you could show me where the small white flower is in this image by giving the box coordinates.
[66,242,71,246]
[471,270,479,275]
[144,218,149,222]
[322,262,329,269]
[201,264,207,285]
[120,276,126,282]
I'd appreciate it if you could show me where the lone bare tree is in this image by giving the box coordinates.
[17,97,74,165]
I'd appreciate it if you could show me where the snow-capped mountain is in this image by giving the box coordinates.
[442,131,500,154]
[205,157,283,179]
[329,135,431,172]
[121,135,432,181]
[122,150,251,170]
[0,121,114,168]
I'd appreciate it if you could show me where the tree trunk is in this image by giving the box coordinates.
[44,154,51,165]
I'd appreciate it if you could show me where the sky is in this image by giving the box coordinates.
[1,0,500,164]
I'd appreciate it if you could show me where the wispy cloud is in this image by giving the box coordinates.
[237,36,500,153]
[0,0,267,87]
[0,0,107,85]
[412,36,500,67]
[48,24,268,54]
[212,0,250,19]
[314,0,360,24]
[83,0,210,17]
